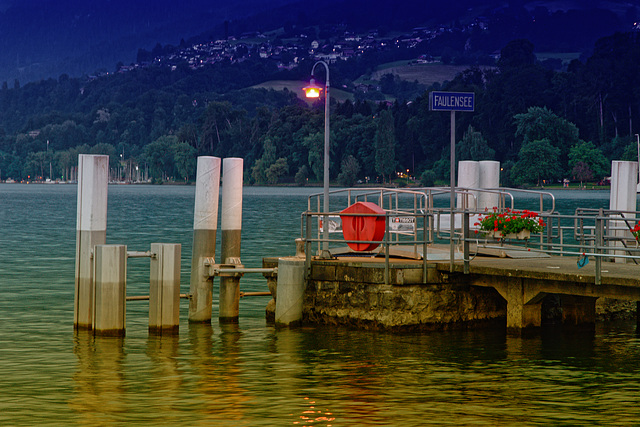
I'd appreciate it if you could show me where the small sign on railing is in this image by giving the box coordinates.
[389,216,416,234]
[318,216,342,233]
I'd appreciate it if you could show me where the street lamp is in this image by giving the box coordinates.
[303,61,330,256]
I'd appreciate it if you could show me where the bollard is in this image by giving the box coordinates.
[275,258,306,326]
[149,243,181,335]
[478,160,500,211]
[456,160,479,210]
[219,157,244,322]
[74,154,109,330]
[93,245,127,336]
[189,156,221,323]
[609,160,638,262]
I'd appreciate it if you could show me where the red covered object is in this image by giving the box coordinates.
[340,202,386,251]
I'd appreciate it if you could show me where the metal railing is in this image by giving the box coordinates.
[460,207,640,284]
[301,187,640,286]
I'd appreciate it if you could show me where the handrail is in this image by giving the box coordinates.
[301,196,640,287]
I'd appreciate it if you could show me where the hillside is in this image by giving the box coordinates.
[0,0,636,85]
[370,63,492,87]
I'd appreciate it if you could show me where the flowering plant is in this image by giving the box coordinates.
[475,208,545,235]
[632,222,640,241]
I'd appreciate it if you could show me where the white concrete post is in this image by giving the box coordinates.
[275,258,306,326]
[93,244,127,336]
[74,154,109,330]
[150,243,181,334]
[189,156,221,323]
[609,160,638,262]
[478,160,500,211]
[457,160,479,210]
[219,157,244,322]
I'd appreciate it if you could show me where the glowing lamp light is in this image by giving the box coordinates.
[303,78,322,98]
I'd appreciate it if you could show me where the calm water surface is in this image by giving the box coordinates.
[1,184,640,426]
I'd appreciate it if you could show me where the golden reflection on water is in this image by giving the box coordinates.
[70,331,126,425]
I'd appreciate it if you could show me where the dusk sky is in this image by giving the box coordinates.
[0,0,638,84]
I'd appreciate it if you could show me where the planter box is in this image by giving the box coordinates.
[490,229,531,240]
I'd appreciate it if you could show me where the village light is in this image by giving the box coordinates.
[304,61,330,257]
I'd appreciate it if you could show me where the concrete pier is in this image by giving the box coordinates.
[478,160,500,209]
[189,156,221,323]
[265,251,640,331]
[74,154,109,330]
[274,258,306,326]
[457,160,479,210]
[219,157,243,323]
[149,243,182,334]
[93,245,127,336]
[609,160,638,262]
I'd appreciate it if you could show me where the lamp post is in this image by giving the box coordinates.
[47,140,52,180]
[303,61,330,256]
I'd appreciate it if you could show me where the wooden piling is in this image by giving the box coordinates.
[74,154,108,330]
[93,245,127,336]
[219,158,243,323]
[149,243,181,334]
[189,156,221,323]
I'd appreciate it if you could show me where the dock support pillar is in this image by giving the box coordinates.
[561,295,596,326]
[150,243,181,334]
[74,154,109,330]
[219,158,244,323]
[94,245,127,336]
[189,156,221,323]
[506,280,542,333]
[275,258,306,326]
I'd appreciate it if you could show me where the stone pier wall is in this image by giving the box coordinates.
[263,257,637,329]
[264,257,506,330]
[304,281,506,330]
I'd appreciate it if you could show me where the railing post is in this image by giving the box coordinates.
[305,213,312,279]
[463,211,470,274]
[385,212,390,286]
[595,209,603,285]
[423,210,428,283]
[93,244,127,337]
[149,243,181,335]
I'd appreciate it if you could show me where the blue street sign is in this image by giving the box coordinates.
[429,91,475,112]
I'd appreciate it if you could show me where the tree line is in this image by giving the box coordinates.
[1,32,640,186]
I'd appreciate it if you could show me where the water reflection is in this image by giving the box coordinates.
[145,335,182,425]
[70,331,126,425]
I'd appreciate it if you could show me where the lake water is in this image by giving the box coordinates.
[1,184,640,426]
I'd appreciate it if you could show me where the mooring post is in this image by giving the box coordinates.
[93,244,127,336]
[150,243,181,334]
[478,160,500,210]
[457,160,478,211]
[74,154,109,330]
[275,258,306,326]
[219,157,244,322]
[189,156,221,323]
[609,160,638,263]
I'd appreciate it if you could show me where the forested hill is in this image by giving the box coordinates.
[2,32,640,188]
